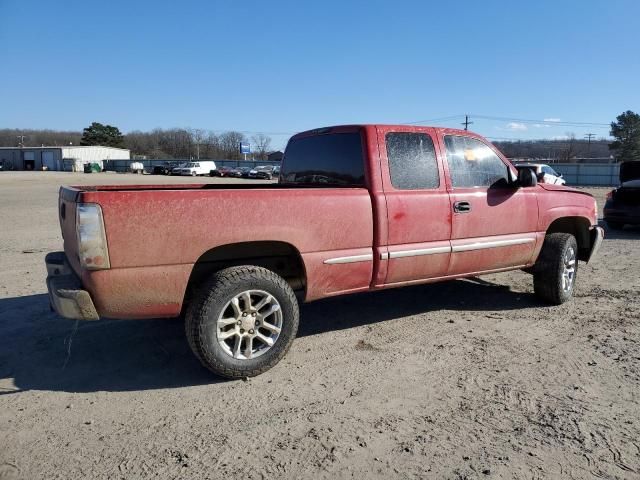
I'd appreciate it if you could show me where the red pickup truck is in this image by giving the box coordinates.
[46,125,604,378]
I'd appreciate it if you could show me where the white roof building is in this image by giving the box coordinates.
[0,145,130,171]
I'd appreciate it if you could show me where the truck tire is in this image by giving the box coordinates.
[185,266,299,378]
[533,233,578,305]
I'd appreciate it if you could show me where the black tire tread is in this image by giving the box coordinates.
[533,233,577,305]
[185,266,299,378]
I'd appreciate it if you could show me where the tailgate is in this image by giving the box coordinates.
[58,186,82,275]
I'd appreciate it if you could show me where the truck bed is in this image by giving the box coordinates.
[59,184,375,318]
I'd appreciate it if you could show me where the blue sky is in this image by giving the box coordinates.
[1,0,638,149]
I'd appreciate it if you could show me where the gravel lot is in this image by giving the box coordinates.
[1,172,639,480]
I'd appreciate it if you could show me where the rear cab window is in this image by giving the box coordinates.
[386,132,439,189]
[280,130,365,186]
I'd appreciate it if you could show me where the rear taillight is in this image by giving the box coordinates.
[76,203,110,270]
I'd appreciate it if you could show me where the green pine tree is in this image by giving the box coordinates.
[80,122,124,147]
[609,110,640,162]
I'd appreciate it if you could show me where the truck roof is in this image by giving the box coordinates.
[291,124,483,139]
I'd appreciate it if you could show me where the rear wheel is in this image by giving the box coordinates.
[533,233,578,305]
[606,220,624,230]
[185,266,299,378]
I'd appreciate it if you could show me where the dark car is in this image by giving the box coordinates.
[604,161,640,229]
[210,166,237,177]
[249,165,275,179]
[153,162,179,175]
[237,167,252,178]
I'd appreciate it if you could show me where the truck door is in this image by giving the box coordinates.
[440,134,538,275]
[378,126,452,285]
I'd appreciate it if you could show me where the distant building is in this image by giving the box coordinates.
[0,146,130,171]
[267,151,284,162]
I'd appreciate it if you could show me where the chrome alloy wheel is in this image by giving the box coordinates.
[562,246,576,292]
[216,290,282,360]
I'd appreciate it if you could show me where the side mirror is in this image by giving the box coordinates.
[517,168,538,188]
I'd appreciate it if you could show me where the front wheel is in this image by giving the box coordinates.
[185,266,299,378]
[533,233,578,305]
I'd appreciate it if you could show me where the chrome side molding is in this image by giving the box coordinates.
[389,246,451,258]
[451,237,535,253]
[324,254,374,265]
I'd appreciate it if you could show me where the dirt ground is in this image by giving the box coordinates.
[0,172,638,480]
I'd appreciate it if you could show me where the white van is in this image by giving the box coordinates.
[177,161,217,176]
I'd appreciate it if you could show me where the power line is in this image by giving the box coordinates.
[469,114,610,128]
[403,114,466,125]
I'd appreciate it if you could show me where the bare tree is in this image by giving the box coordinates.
[219,131,246,160]
[190,128,207,160]
[251,133,272,160]
[201,131,220,159]
[560,133,577,163]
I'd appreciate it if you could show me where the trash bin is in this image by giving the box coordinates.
[83,163,92,173]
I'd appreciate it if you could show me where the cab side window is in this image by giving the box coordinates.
[444,136,509,188]
[386,132,439,189]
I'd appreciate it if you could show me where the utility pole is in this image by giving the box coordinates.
[461,115,473,131]
[584,133,595,159]
[16,135,26,147]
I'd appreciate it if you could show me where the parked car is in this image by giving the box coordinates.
[514,163,566,185]
[153,162,179,175]
[169,162,188,175]
[210,166,237,177]
[46,124,603,379]
[177,161,217,176]
[603,160,640,229]
[249,165,275,179]
[237,167,252,178]
[272,165,280,176]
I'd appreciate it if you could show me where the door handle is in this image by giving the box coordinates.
[453,201,472,213]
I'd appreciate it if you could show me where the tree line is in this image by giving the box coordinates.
[2,110,638,162]
[493,137,612,161]
[0,124,273,160]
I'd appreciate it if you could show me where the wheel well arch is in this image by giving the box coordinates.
[182,241,307,313]
[545,216,591,261]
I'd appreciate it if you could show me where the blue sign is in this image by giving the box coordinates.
[240,143,251,154]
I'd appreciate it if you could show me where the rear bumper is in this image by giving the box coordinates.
[587,226,604,263]
[45,252,99,321]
